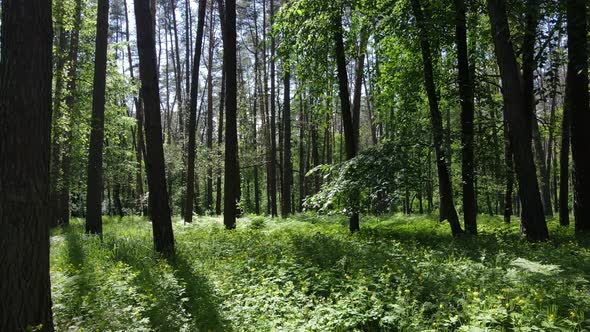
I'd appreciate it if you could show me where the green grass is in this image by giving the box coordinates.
[50,214,590,331]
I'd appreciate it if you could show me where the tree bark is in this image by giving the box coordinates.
[411,0,464,236]
[487,0,548,241]
[268,0,278,217]
[0,0,55,330]
[134,0,176,255]
[454,0,477,234]
[566,0,590,233]
[85,0,110,235]
[223,0,240,229]
[282,66,292,218]
[184,0,207,223]
[333,11,360,232]
[559,96,570,226]
[206,1,215,213]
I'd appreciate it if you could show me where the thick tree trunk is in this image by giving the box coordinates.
[503,103,514,223]
[134,0,175,255]
[0,1,55,330]
[184,0,207,223]
[454,0,477,234]
[487,0,548,241]
[85,0,110,236]
[223,0,240,229]
[411,0,463,236]
[282,66,292,218]
[566,0,590,233]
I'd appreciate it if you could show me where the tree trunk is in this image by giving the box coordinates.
[206,1,215,213]
[487,0,548,241]
[333,11,360,232]
[268,0,278,217]
[454,0,477,234]
[282,66,292,218]
[85,0,110,236]
[0,0,55,330]
[503,103,514,223]
[559,94,571,226]
[566,0,590,233]
[134,0,175,255]
[223,0,240,229]
[184,0,207,223]
[411,0,463,236]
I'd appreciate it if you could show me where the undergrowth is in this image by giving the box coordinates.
[50,214,590,331]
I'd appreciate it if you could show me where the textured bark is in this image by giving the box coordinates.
[566,0,590,233]
[299,94,307,212]
[503,103,514,223]
[134,0,175,255]
[559,98,570,226]
[454,0,477,234]
[184,0,207,223]
[352,28,369,146]
[282,67,292,218]
[487,0,548,241]
[333,11,360,232]
[268,0,278,217]
[85,0,110,235]
[412,0,464,236]
[0,0,55,330]
[223,0,240,229]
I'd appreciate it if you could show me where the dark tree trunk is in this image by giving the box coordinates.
[134,0,175,255]
[487,0,548,241]
[216,68,226,215]
[454,0,477,234]
[0,0,55,330]
[559,95,571,226]
[566,0,590,233]
[170,0,184,137]
[223,0,239,229]
[282,66,292,218]
[299,94,307,212]
[411,0,463,236]
[333,11,360,232]
[85,0,110,236]
[206,1,215,213]
[503,103,514,223]
[184,0,207,223]
[268,0,278,217]
[352,28,369,146]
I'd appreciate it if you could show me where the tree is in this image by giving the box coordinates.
[565,0,590,233]
[184,0,207,223]
[487,0,548,241]
[223,0,240,229]
[267,0,278,217]
[411,0,464,236]
[134,0,175,254]
[0,0,55,330]
[454,0,477,234]
[206,0,215,213]
[282,65,292,218]
[86,0,111,235]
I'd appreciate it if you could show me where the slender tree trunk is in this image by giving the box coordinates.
[0,1,54,329]
[170,0,184,137]
[411,0,463,236]
[134,0,175,255]
[566,0,590,233]
[559,98,570,226]
[503,103,515,223]
[85,0,110,235]
[282,65,292,218]
[223,0,239,229]
[206,1,215,213]
[454,0,477,234]
[267,0,278,217]
[299,94,307,212]
[333,11,360,232]
[487,0,548,241]
[184,0,207,223]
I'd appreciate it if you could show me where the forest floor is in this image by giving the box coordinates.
[50,213,590,331]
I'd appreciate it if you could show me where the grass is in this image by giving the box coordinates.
[50,213,590,331]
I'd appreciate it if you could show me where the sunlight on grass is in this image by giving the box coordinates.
[50,214,590,331]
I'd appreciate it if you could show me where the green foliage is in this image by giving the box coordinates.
[52,215,590,331]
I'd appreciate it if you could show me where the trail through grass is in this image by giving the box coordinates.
[50,214,590,331]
